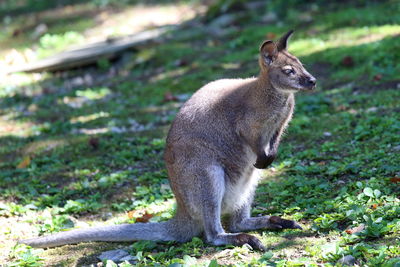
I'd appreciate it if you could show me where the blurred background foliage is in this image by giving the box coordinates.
[0,0,399,266]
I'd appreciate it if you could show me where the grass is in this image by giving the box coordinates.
[1,0,399,266]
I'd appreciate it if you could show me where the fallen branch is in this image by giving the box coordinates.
[7,26,172,73]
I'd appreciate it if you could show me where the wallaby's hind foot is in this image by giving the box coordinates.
[208,233,266,251]
[269,216,302,230]
[230,215,302,233]
[229,199,303,233]
[232,233,266,251]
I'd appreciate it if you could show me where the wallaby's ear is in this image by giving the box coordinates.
[260,40,277,66]
[277,30,294,51]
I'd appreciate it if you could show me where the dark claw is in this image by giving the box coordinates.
[234,233,266,251]
[254,153,275,169]
[270,216,302,230]
[246,235,266,251]
[269,223,283,230]
[292,222,303,230]
[248,238,266,251]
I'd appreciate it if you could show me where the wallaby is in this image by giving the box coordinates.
[20,30,316,251]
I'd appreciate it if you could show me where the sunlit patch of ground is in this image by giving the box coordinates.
[0,117,35,137]
[0,210,40,264]
[0,2,204,71]
[0,73,47,97]
[292,25,400,56]
[84,3,204,43]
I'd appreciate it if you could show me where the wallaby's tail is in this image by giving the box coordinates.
[19,219,195,248]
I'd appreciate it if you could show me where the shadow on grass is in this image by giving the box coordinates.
[313,1,399,33]
[0,0,195,18]
[0,0,88,17]
[0,3,97,52]
[42,241,122,266]
[303,35,400,88]
[69,230,318,266]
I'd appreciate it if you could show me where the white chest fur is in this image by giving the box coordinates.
[222,167,261,214]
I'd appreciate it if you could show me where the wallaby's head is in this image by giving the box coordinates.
[259,30,316,92]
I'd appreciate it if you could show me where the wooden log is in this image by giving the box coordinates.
[7,27,172,73]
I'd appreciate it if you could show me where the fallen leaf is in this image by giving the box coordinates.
[173,59,188,67]
[17,156,31,169]
[135,212,153,223]
[88,137,100,149]
[336,105,347,111]
[341,56,354,67]
[42,87,52,95]
[390,177,400,183]
[12,28,22,37]
[345,224,365,234]
[127,210,135,219]
[373,74,382,81]
[163,92,178,102]
[266,32,276,39]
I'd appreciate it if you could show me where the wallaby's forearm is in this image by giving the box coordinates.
[237,120,266,159]
[253,130,280,169]
[254,98,294,169]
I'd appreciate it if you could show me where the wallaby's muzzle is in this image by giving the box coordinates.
[299,75,317,90]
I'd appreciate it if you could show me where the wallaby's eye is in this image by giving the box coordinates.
[282,67,295,75]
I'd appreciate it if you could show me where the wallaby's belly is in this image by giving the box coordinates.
[221,145,260,214]
[222,166,261,214]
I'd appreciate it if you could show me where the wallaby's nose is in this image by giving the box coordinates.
[299,76,317,89]
[307,77,316,86]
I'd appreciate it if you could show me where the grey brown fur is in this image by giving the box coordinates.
[20,31,316,250]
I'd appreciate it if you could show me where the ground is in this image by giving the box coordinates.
[1,0,399,266]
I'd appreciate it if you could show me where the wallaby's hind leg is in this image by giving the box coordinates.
[168,208,203,243]
[199,164,266,251]
[229,202,302,232]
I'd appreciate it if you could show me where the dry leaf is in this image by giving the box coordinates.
[345,224,365,234]
[373,74,382,81]
[127,210,135,219]
[266,32,276,39]
[341,56,354,67]
[88,137,100,149]
[336,105,347,111]
[390,177,400,183]
[163,92,178,102]
[135,212,153,223]
[173,59,188,67]
[17,156,31,169]
[12,28,22,37]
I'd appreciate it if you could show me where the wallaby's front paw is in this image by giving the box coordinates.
[254,154,275,169]
[233,233,266,251]
[269,216,302,230]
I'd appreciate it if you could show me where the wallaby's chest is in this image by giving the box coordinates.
[220,96,294,214]
[260,97,294,146]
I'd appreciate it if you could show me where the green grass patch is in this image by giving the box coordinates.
[1,0,399,266]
